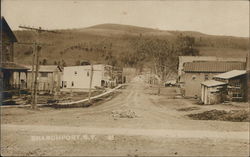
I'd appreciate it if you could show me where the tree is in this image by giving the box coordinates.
[62,59,67,67]
[176,34,199,56]
[42,59,47,65]
[135,37,179,95]
[75,60,81,66]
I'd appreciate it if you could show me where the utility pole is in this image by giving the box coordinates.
[18,26,57,109]
[17,42,51,109]
[33,45,41,109]
[30,43,36,107]
[88,64,94,104]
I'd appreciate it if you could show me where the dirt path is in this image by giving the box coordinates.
[1,76,249,156]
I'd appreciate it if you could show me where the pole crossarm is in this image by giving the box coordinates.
[19,26,59,33]
[17,42,52,46]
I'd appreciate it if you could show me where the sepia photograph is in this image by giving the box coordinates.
[1,0,249,156]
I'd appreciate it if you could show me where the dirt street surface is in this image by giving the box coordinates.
[1,76,249,156]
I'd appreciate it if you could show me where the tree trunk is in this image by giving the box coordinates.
[157,79,161,95]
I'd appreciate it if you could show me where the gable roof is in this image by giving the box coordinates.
[213,70,246,79]
[183,61,246,73]
[25,65,62,72]
[201,80,227,87]
[1,17,17,42]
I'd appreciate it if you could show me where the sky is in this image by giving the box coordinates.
[2,0,249,37]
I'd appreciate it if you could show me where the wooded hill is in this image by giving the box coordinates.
[14,23,249,67]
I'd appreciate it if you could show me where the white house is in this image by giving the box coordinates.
[62,64,118,90]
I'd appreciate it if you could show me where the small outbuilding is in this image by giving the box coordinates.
[201,80,227,105]
[213,70,247,102]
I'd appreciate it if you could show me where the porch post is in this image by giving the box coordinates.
[18,71,21,89]
[25,71,28,88]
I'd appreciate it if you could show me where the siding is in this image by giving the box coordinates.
[182,72,221,97]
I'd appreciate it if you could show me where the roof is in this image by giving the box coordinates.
[201,80,227,87]
[1,17,18,42]
[183,61,246,73]
[1,62,29,71]
[64,64,111,70]
[179,56,246,62]
[213,70,246,79]
[25,65,62,72]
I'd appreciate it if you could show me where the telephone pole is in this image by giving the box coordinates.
[88,64,94,104]
[18,26,57,109]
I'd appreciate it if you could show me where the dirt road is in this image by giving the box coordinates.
[1,76,249,156]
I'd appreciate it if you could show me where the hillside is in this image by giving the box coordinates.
[13,23,249,67]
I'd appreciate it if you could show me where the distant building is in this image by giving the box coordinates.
[178,56,246,76]
[213,70,247,102]
[180,61,246,97]
[0,17,29,90]
[62,64,122,91]
[123,67,137,83]
[14,65,63,92]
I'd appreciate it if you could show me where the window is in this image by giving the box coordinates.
[71,81,74,87]
[205,74,209,80]
[63,81,67,88]
[87,71,90,77]
[74,71,77,75]
[40,72,48,77]
[192,75,196,80]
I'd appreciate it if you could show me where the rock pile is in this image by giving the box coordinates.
[111,109,138,119]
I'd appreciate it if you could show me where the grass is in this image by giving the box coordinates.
[13,24,249,66]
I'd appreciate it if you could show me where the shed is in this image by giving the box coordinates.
[201,80,227,105]
[213,70,247,102]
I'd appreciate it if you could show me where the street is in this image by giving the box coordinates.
[1,76,249,156]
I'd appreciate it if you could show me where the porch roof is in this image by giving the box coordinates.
[1,62,29,71]
[213,70,246,79]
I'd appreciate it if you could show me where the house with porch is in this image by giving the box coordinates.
[1,17,29,91]
[14,65,63,93]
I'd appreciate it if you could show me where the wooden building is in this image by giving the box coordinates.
[0,17,29,90]
[14,65,63,93]
[201,80,227,105]
[213,70,247,102]
[180,61,246,98]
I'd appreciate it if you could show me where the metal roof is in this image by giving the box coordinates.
[183,61,246,73]
[213,70,246,79]
[201,80,227,87]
